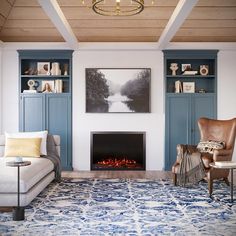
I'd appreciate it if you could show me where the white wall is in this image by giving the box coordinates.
[0,46,2,133]
[0,43,236,168]
[73,50,164,170]
[1,49,19,133]
[218,51,236,161]
[218,51,236,119]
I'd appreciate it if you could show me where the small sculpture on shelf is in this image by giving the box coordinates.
[200,65,209,75]
[24,68,37,75]
[27,79,35,90]
[170,63,178,75]
[23,80,37,93]
[63,64,68,75]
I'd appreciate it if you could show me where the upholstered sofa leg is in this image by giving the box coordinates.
[173,173,177,186]
[224,177,230,186]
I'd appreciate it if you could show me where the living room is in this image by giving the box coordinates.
[0,0,236,235]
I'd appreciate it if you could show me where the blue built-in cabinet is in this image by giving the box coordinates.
[163,50,218,171]
[18,50,73,170]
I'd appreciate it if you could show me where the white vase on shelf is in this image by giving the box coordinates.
[51,62,61,76]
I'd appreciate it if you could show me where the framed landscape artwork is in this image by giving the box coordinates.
[86,68,151,113]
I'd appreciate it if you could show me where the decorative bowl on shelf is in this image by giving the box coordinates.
[198,89,206,93]
[183,71,198,75]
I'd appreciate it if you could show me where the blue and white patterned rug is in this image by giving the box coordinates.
[0,178,236,236]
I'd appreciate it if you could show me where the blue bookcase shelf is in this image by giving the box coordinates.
[18,50,73,170]
[163,50,218,171]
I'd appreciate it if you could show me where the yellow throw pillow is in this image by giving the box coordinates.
[4,138,42,157]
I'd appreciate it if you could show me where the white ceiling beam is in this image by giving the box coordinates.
[158,0,199,50]
[37,0,78,49]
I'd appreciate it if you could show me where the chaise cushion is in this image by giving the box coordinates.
[0,157,54,193]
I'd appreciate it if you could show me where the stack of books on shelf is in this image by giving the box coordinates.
[23,90,37,93]
[214,161,236,167]
[55,79,63,93]
[183,71,198,75]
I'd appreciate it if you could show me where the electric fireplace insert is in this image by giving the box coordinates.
[91,132,146,170]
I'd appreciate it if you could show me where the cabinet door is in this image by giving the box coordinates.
[20,94,45,132]
[192,94,216,144]
[165,95,191,170]
[46,94,72,170]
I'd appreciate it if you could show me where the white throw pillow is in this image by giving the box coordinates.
[197,140,225,154]
[5,131,48,155]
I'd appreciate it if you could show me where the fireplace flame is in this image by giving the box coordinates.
[97,157,137,168]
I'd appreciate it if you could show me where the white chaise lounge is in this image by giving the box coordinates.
[0,134,60,207]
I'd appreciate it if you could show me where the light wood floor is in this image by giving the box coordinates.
[62,170,236,182]
[62,170,172,179]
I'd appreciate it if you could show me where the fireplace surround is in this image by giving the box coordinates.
[91,132,146,170]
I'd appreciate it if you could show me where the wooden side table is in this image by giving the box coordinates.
[209,162,236,203]
[6,160,31,221]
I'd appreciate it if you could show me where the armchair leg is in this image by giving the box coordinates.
[173,173,177,186]
[208,178,213,197]
[223,177,230,186]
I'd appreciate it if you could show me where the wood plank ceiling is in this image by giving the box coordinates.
[0,0,236,43]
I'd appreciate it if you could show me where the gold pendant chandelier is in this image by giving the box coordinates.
[82,0,145,16]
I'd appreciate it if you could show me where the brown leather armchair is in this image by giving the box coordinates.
[172,117,236,195]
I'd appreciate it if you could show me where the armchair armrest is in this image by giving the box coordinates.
[176,144,198,163]
[213,149,232,162]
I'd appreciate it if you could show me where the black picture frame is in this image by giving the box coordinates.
[86,68,151,113]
